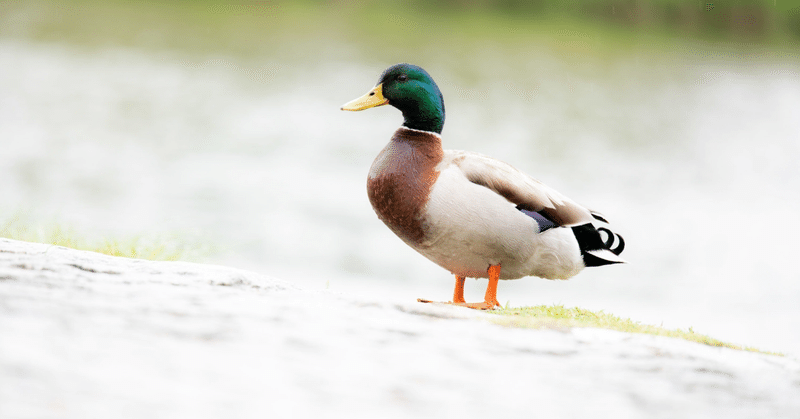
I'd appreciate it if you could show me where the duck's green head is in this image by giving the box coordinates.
[341,63,445,134]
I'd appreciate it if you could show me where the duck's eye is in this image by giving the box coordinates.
[397,74,408,82]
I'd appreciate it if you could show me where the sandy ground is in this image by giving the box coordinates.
[1,238,798,419]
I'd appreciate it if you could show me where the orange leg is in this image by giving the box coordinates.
[453,275,466,303]
[417,265,502,310]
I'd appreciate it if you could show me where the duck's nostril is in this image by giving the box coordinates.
[369,92,375,96]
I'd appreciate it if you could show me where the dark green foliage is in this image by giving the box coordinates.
[325,0,800,40]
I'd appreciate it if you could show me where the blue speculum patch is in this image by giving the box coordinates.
[517,207,557,233]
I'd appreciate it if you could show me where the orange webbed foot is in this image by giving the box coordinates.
[453,300,501,310]
[415,298,500,310]
[417,265,502,311]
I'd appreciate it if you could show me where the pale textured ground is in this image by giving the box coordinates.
[3,39,800,354]
[1,238,798,419]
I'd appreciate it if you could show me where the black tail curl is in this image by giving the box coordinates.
[572,223,626,267]
[597,227,625,255]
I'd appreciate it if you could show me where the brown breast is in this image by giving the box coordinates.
[367,127,444,245]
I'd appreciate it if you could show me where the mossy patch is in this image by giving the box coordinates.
[0,214,203,261]
[491,304,781,356]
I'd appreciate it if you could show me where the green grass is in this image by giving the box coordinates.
[491,304,782,356]
[0,214,198,261]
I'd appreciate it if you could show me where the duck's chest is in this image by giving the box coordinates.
[366,130,443,245]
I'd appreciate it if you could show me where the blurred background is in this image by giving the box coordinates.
[1,0,799,354]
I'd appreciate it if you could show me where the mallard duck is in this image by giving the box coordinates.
[341,63,625,310]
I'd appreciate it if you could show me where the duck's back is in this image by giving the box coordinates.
[421,151,586,279]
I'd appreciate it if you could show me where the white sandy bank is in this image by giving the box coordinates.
[1,238,798,419]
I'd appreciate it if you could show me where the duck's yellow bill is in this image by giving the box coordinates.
[341,84,389,111]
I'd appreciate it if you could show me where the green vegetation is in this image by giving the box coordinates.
[396,0,800,40]
[1,214,197,261]
[491,304,781,355]
[2,0,799,61]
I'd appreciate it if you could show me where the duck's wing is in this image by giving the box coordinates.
[446,150,595,227]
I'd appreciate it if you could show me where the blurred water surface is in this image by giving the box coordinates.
[2,34,799,354]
